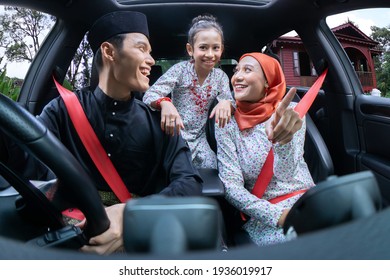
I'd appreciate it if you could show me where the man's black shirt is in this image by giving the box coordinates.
[37,87,202,197]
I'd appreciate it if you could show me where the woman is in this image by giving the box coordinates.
[216,52,315,246]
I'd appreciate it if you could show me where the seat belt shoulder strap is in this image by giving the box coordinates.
[53,77,131,203]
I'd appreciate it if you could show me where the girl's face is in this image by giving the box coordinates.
[231,56,267,103]
[186,28,223,76]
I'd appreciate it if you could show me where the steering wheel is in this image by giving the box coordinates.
[0,93,110,240]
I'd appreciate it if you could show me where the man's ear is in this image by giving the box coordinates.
[186,43,193,57]
[101,42,116,62]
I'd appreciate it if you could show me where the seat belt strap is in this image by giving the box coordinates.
[268,189,307,204]
[241,68,328,221]
[53,77,132,208]
[294,68,328,118]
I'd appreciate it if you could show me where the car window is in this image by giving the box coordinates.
[149,58,237,89]
[0,5,55,101]
[117,0,274,6]
[268,30,319,89]
[0,5,93,96]
[155,58,237,73]
[66,35,94,90]
[327,8,390,98]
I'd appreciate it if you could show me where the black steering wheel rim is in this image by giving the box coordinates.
[0,93,110,239]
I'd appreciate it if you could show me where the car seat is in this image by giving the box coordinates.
[149,65,163,86]
[206,94,334,183]
[292,93,334,183]
[205,91,335,246]
[220,64,236,90]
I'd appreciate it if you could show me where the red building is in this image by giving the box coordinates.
[271,22,381,92]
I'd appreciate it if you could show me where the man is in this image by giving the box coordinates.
[37,11,203,254]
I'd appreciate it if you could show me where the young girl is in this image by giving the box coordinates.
[216,53,315,246]
[143,14,235,169]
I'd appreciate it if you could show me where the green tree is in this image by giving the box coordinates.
[67,35,93,89]
[371,25,390,97]
[0,69,21,101]
[0,6,53,62]
[371,26,390,51]
[0,6,93,90]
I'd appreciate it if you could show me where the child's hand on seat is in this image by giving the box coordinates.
[277,209,290,228]
[210,100,232,128]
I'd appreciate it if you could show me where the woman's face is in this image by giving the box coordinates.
[231,56,267,103]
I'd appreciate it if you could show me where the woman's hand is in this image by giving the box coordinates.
[79,203,125,255]
[265,87,303,145]
[210,100,233,128]
[160,102,184,136]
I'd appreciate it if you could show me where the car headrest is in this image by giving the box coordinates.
[123,196,222,254]
[220,64,235,90]
[149,65,163,85]
[283,170,382,235]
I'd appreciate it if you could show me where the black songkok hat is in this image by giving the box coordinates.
[88,11,149,53]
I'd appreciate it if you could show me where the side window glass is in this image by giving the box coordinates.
[0,6,92,96]
[327,8,390,98]
[268,30,320,88]
[66,35,93,90]
[0,6,55,101]
[152,58,237,90]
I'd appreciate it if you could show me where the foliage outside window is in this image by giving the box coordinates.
[0,6,92,99]
[371,26,390,98]
[0,69,21,101]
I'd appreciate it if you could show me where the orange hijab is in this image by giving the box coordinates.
[235,52,286,131]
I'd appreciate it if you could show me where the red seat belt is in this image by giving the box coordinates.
[241,68,328,221]
[294,68,328,118]
[53,77,132,219]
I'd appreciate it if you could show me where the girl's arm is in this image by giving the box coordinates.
[143,63,185,135]
[143,63,181,109]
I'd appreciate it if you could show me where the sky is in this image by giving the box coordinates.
[326,8,390,36]
[4,8,390,79]
[282,8,390,37]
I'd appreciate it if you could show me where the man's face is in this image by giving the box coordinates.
[112,33,155,92]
